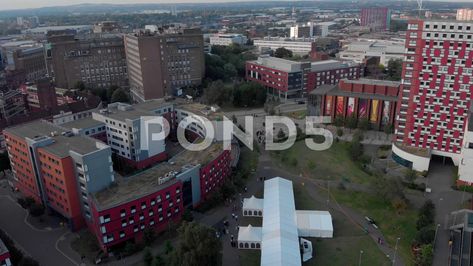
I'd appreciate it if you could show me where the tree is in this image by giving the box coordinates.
[203,80,232,106]
[387,59,403,81]
[107,85,120,101]
[336,128,344,137]
[277,128,286,142]
[333,115,345,127]
[165,240,173,255]
[415,227,435,245]
[182,209,194,222]
[74,81,86,91]
[274,47,293,58]
[169,222,222,266]
[154,255,165,266]
[417,200,435,230]
[0,152,11,173]
[143,228,156,246]
[346,114,358,130]
[223,63,237,79]
[416,244,434,266]
[143,248,153,266]
[348,135,363,162]
[110,88,130,103]
[384,123,394,135]
[404,169,417,183]
[358,118,370,131]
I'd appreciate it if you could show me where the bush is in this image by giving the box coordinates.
[336,128,344,137]
[28,204,44,217]
[290,158,298,167]
[415,227,435,245]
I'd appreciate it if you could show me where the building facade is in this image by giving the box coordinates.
[338,39,405,66]
[360,7,391,31]
[253,38,316,55]
[393,20,473,173]
[124,28,205,102]
[46,32,128,90]
[246,56,362,100]
[4,100,234,252]
[457,9,473,21]
[209,34,247,47]
[308,79,399,131]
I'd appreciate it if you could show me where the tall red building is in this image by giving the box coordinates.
[393,20,473,171]
[360,7,391,31]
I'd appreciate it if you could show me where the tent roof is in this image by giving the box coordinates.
[238,225,262,242]
[295,210,334,233]
[261,177,302,266]
[243,195,264,210]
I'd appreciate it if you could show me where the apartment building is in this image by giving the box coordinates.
[246,56,362,100]
[253,37,316,55]
[338,39,405,66]
[4,100,233,251]
[124,28,205,102]
[457,9,473,21]
[393,20,473,174]
[360,7,391,31]
[46,32,128,89]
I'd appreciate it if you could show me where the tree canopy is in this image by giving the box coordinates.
[169,222,221,266]
[110,88,130,103]
[274,47,293,59]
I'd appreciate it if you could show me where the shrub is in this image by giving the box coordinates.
[28,204,44,217]
[336,128,344,137]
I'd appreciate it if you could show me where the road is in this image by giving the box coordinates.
[0,179,81,266]
[427,161,465,266]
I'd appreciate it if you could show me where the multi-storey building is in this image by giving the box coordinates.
[4,100,234,252]
[0,40,46,84]
[124,28,205,102]
[360,7,391,31]
[307,60,362,93]
[308,79,399,131]
[253,37,316,55]
[246,56,362,100]
[209,34,247,47]
[0,90,27,122]
[457,9,473,21]
[393,20,473,173]
[46,32,128,90]
[338,39,405,66]
[4,120,115,229]
[246,56,311,101]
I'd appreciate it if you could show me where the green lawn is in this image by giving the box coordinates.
[332,189,417,266]
[272,141,417,265]
[293,183,391,266]
[272,141,375,184]
[239,146,259,175]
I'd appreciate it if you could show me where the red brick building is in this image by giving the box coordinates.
[308,78,400,130]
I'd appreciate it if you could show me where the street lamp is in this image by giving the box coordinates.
[433,224,441,249]
[358,250,364,266]
[392,237,400,266]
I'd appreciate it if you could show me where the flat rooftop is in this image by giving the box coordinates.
[62,117,104,130]
[251,56,308,73]
[310,60,359,72]
[394,142,431,158]
[176,103,225,121]
[309,84,398,101]
[92,141,224,210]
[343,78,401,87]
[4,120,104,158]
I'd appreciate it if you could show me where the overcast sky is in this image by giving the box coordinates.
[0,0,472,11]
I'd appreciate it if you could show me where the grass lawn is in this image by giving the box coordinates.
[331,189,417,266]
[239,250,260,266]
[284,110,307,120]
[271,140,375,184]
[272,140,417,265]
[239,146,259,175]
[293,183,391,266]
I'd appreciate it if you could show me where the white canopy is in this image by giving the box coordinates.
[237,225,262,242]
[295,210,334,238]
[243,195,264,211]
[261,177,302,266]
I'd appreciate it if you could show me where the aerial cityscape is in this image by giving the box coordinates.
[1,0,473,265]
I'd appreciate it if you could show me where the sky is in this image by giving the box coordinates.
[0,0,472,11]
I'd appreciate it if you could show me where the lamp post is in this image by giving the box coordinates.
[433,224,441,249]
[392,237,400,266]
[358,250,364,266]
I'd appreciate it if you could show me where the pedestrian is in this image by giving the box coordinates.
[236,226,239,232]
[235,215,239,222]
[232,212,235,218]
[244,186,248,192]
[231,234,234,241]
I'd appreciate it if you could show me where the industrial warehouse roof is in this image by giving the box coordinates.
[252,55,309,73]
[261,177,301,266]
[93,141,225,210]
[62,117,104,130]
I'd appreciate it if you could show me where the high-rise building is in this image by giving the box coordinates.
[360,7,391,31]
[124,28,205,102]
[393,20,473,172]
[46,32,128,90]
[457,9,473,21]
[0,40,47,85]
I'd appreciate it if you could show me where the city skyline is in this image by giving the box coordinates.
[2,0,473,12]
